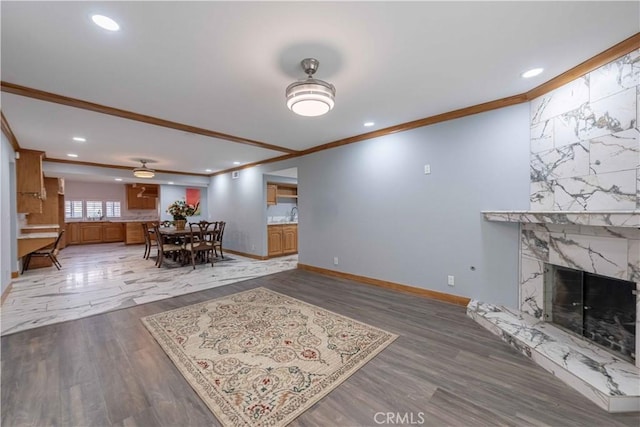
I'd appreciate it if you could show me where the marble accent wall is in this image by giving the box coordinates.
[521,52,640,358]
[530,50,639,211]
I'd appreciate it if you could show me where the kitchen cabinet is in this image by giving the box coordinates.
[21,178,65,262]
[65,222,125,245]
[267,184,277,206]
[268,225,283,256]
[268,223,298,257]
[58,194,66,249]
[103,223,125,242]
[16,149,45,213]
[80,223,103,244]
[125,222,145,245]
[26,178,60,226]
[277,185,297,199]
[282,225,298,255]
[266,183,297,206]
[126,184,158,210]
[67,223,81,245]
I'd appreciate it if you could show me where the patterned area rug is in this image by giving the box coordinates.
[142,287,397,426]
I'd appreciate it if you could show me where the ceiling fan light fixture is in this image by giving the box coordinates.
[133,160,155,178]
[286,58,335,117]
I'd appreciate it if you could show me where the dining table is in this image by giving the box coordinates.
[154,225,219,245]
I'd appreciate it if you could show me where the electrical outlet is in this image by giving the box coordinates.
[424,164,431,174]
[333,257,339,266]
[447,275,455,286]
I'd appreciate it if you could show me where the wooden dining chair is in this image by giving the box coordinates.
[141,222,158,260]
[213,221,226,259]
[153,223,183,267]
[22,229,66,273]
[184,221,214,269]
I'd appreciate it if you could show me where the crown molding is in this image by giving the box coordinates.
[300,94,529,156]
[211,154,299,177]
[213,33,640,176]
[5,33,638,179]
[45,157,210,177]
[526,32,640,101]
[0,82,298,154]
[0,111,20,151]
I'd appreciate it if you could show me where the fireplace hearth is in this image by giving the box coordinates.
[544,264,636,363]
[479,209,640,412]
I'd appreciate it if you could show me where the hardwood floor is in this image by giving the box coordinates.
[2,269,638,426]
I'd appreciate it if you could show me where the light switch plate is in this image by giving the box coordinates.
[424,164,431,174]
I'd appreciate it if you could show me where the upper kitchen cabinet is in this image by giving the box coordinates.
[266,183,297,206]
[16,149,45,213]
[27,177,61,225]
[126,183,159,210]
[267,184,277,206]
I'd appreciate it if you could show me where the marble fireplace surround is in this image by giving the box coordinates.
[469,210,639,413]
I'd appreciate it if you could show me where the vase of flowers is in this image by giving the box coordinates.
[166,199,199,230]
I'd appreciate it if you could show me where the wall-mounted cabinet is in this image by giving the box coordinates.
[267,184,277,206]
[126,184,158,210]
[16,150,45,213]
[266,183,297,206]
[26,177,61,226]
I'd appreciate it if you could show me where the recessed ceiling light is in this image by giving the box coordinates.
[73,137,86,142]
[233,161,241,165]
[521,68,544,78]
[114,178,123,181]
[364,122,375,127]
[67,153,78,158]
[168,181,174,185]
[91,14,120,31]
[205,169,212,173]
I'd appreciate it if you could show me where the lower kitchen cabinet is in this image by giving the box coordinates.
[66,222,81,245]
[282,225,298,255]
[268,225,283,256]
[80,223,103,243]
[125,222,145,245]
[103,223,125,242]
[268,224,298,257]
[66,222,125,245]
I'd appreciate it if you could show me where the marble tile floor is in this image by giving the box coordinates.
[467,300,640,413]
[1,243,298,336]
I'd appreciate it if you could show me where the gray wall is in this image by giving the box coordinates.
[297,104,530,306]
[210,103,530,306]
[209,159,301,256]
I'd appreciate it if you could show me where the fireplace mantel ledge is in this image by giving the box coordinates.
[482,210,639,228]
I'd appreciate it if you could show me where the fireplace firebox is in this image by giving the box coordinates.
[544,264,636,363]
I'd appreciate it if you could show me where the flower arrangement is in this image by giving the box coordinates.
[166,199,199,221]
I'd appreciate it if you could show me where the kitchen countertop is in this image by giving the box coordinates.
[268,221,298,225]
[18,232,59,239]
[21,224,60,229]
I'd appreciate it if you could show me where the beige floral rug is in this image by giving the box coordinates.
[142,287,397,426]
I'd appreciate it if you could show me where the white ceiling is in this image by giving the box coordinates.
[1,1,638,183]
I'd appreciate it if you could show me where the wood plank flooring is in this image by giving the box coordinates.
[2,269,639,426]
